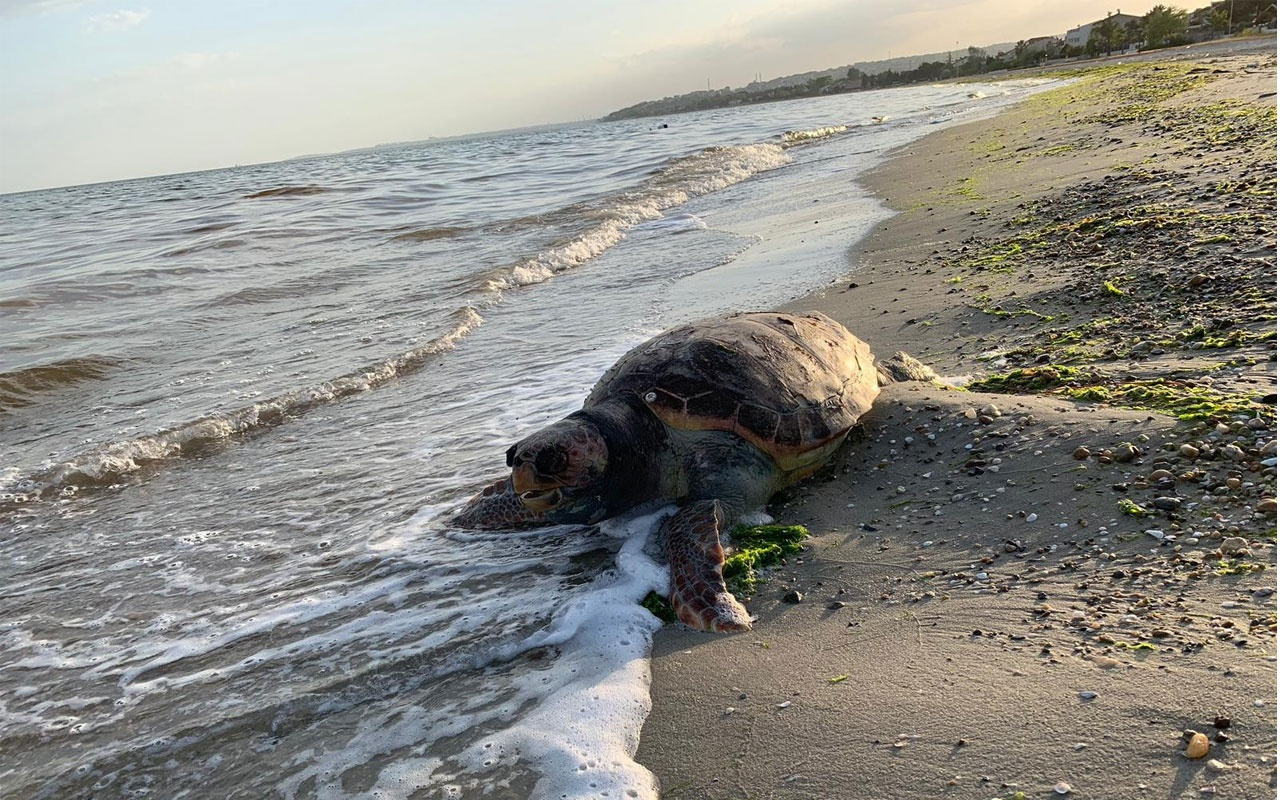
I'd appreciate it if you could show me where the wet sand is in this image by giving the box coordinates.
[637,44,1277,799]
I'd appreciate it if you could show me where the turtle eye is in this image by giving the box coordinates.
[505,444,517,467]
[535,448,568,476]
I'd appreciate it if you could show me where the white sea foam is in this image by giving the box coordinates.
[782,124,848,142]
[484,143,789,292]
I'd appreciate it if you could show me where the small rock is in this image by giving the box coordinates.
[1072,446,1091,460]
[1186,732,1211,759]
[1153,497,1183,511]
[1206,759,1231,772]
[1180,444,1201,459]
[1054,781,1073,794]
[1219,537,1249,555]
[782,590,804,604]
[1078,691,1098,701]
[1115,443,1141,462]
[980,403,1002,417]
[1212,714,1231,730]
[1148,469,1174,483]
[827,601,846,610]
[1256,498,1277,514]
[1026,513,1038,523]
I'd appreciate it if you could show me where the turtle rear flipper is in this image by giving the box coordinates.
[660,500,752,632]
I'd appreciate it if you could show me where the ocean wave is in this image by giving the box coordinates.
[243,185,328,199]
[390,226,468,242]
[480,142,789,292]
[0,355,123,411]
[782,125,849,143]
[0,308,484,509]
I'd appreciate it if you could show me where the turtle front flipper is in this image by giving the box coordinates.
[452,477,548,530]
[659,500,752,632]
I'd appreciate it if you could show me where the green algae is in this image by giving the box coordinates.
[968,365,1091,393]
[968,368,1273,425]
[1117,498,1153,518]
[724,523,810,597]
[641,591,678,623]
[640,523,810,623]
[1062,381,1270,423]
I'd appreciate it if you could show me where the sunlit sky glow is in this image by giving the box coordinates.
[1,0,1203,193]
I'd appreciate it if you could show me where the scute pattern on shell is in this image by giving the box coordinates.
[584,311,878,472]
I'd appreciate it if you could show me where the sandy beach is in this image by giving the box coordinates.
[637,42,1277,800]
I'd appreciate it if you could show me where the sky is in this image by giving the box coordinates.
[0,0,1205,194]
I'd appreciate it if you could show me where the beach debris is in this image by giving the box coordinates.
[1053,780,1073,794]
[1185,732,1211,759]
[828,674,850,684]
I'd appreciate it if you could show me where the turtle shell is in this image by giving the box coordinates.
[584,311,879,474]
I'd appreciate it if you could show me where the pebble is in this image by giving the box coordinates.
[1054,781,1073,794]
[1180,444,1201,459]
[1186,732,1211,759]
[1026,513,1038,523]
[1256,498,1277,514]
[1219,537,1249,555]
[1115,443,1140,462]
[1072,446,1091,460]
[1078,691,1098,701]
[1153,497,1182,511]
[782,590,804,604]
[776,700,792,709]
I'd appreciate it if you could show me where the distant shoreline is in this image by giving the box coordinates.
[602,33,1276,122]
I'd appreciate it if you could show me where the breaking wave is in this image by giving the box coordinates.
[0,308,483,508]
[479,142,790,291]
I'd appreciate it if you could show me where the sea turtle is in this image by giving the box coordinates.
[453,311,905,632]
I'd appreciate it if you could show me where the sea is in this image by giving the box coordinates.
[0,78,1061,799]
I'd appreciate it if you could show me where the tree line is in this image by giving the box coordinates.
[602,1,1275,121]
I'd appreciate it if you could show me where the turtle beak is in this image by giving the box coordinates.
[519,487,564,513]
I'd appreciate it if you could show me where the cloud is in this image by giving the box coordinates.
[86,8,149,33]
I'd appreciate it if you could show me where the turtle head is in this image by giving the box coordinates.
[506,417,609,523]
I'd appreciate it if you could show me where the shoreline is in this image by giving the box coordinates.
[636,42,1277,800]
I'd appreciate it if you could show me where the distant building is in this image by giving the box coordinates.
[1065,12,1144,48]
[1024,35,1061,54]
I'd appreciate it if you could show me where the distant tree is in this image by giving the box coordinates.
[1092,12,1117,55]
[1124,19,1144,47]
[807,75,833,93]
[1144,4,1189,47]
[1210,6,1231,34]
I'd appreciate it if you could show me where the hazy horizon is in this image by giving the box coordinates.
[1,0,1205,194]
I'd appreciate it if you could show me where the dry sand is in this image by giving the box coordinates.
[636,43,1278,800]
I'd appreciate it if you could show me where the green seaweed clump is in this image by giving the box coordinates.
[639,523,810,623]
[968,365,1089,393]
[1063,381,1270,423]
[723,524,810,597]
[1117,498,1151,518]
[641,591,677,623]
